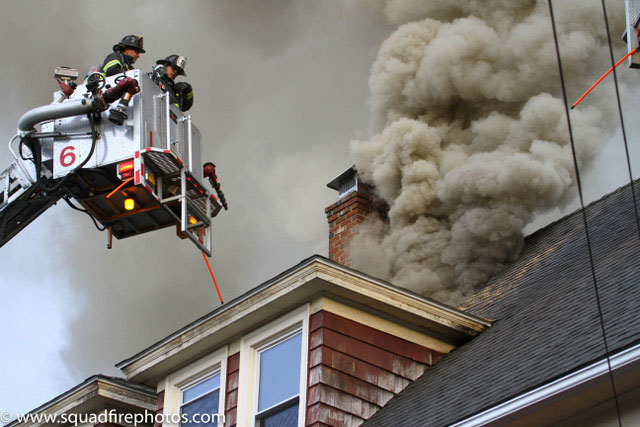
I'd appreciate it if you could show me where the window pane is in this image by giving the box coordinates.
[258,332,302,411]
[259,403,298,427]
[183,374,220,403]
[181,390,219,427]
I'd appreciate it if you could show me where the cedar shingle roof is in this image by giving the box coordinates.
[364,183,640,426]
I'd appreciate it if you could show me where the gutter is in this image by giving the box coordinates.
[116,255,490,376]
[451,342,640,426]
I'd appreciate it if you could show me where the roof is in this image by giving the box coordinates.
[116,255,490,384]
[364,182,640,426]
[7,375,156,427]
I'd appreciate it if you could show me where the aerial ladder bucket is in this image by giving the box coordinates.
[0,69,224,255]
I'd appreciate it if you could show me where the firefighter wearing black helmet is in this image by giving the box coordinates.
[152,54,194,112]
[102,35,145,77]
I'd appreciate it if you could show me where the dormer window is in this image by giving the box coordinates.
[255,331,303,426]
[237,305,310,427]
[161,346,228,427]
[181,372,221,427]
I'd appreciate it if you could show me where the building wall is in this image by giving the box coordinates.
[224,352,240,427]
[153,391,164,427]
[305,310,442,426]
[154,298,453,427]
[325,188,386,267]
[554,386,640,427]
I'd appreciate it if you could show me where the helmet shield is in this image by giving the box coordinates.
[156,54,187,76]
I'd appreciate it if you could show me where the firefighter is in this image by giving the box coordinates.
[102,35,145,77]
[152,54,194,112]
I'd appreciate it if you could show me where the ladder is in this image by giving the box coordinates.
[0,159,62,247]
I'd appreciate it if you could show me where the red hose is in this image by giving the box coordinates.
[571,48,638,109]
[202,251,224,304]
[103,77,140,104]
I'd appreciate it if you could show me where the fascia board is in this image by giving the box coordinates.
[118,257,490,384]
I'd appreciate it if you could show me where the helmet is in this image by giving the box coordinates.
[156,54,187,76]
[113,35,145,53]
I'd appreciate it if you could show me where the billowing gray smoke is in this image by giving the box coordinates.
[0,0,392,414]
[350,0,624,304]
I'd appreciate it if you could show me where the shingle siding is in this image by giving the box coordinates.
[306,310,441,426]
[225,352,240,427]
[153,390,164,427]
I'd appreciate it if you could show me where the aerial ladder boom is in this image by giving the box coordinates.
[0,69,224,255]
[0,153,58,247]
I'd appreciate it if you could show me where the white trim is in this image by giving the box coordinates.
[118,257,489,382]
[452,343,640,426]
[162,345,228,427]
[237,304,310,427]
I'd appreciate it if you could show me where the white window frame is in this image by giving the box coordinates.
[237,304,310,427]
[162,345,228,427]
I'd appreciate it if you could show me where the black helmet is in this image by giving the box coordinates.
[156,54,187,76]
[113,35,145,53]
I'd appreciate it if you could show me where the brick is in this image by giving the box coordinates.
[353,201,372,210]
[327,213,340,223]
[341,200,359,210]
[346,209,361,219]
[325,201,341,213]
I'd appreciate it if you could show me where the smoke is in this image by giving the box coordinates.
[0,0,392,414]
[350,0,625,304]
[52,2,390,376]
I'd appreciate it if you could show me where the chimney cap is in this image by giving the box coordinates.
[327,166,356,191]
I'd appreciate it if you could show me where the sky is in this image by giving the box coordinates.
[0,0,638,419]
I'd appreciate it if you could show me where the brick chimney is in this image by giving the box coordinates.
[325,167,387,267]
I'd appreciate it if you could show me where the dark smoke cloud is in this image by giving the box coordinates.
[0,0,391,414]
[349,0,633,304]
